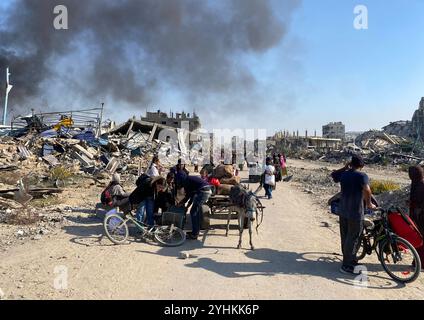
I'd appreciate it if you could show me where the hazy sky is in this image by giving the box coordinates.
[1,0,423,136]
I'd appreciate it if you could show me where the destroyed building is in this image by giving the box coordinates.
[355,130,409,151]
[382,120,414,138]
[379,97,424,143]
[322,122,345,141]
[141,110,201,132]
[412,97,424,143]
[345,131,363,143]
[270,130,342,157]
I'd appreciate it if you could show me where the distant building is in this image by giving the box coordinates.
[141,110,201,132]
[322,122,345,141]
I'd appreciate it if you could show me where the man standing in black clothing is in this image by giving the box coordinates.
[331,154,376,275]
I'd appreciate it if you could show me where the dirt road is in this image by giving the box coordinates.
[0,168,423,300]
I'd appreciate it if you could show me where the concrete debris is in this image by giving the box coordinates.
[0,108,201,249]
[17,145,32,160]
[42,154,60,167]
[288,165,413,219]
[375,186,410,212]
[72,144,96,160]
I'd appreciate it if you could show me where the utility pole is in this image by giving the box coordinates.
[97,102,104,138]
[2,67,13,126]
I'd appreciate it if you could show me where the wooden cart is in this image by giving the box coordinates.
[201,193,265,230]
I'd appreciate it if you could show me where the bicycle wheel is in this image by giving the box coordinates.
[104,214,129,245]
[356,237,368,262]
[154,225,186,247]
[379,236,421,283]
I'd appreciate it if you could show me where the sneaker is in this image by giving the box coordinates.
[186,232,199,240]
[340,265,362,275]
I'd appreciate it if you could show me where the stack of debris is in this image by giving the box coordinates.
[0,110,194,225]
[284,130,424,166]
[355,130,409,153]
[375,186,410,212]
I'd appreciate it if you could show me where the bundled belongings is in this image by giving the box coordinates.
[328,193,378,216]
[328,193,341,215]
[220,176,241,186]
[213,164,234,179]
[217,184,233,195]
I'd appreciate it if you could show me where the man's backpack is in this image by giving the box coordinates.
[101,184,114,206]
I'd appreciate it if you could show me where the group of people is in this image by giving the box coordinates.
[262,153,288,200]
[104,156,213,241]
[331,154,424,275]
[104,150,424,275]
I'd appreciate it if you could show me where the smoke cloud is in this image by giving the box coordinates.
[0,0,301,124]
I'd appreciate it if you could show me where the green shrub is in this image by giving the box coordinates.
[49,166,73,182]
[370,180,400,195]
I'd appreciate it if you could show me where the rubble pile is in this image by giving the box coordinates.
[288,165,412,215]
[289,166,340,208]
[0,113,178,178]
[375,186,410,212]
[0,110,188,237]
[280,137,423,167]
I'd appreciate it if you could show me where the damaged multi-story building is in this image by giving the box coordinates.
[322,122,345,141]
[141,110,201,132]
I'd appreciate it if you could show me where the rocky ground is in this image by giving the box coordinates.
[0,172,137,253]
[287,158,411,211]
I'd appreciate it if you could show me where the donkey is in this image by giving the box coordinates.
[227,185,263,250]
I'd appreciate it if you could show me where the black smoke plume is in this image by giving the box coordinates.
[0,0,301,121]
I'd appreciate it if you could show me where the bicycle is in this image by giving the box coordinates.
[103,208,186,247]
[356,208,421,283]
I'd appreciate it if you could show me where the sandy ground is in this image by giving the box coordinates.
[0,161,423,300]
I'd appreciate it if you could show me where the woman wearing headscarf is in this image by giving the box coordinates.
[279,153,288,177]
[409,165,424,235]
[109,173,131,212]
